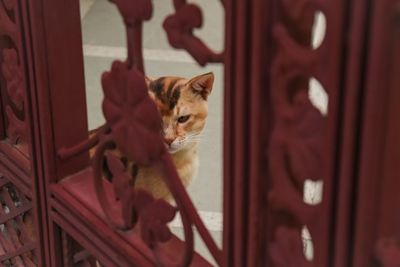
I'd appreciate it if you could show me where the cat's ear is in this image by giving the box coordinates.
[145,76,153,87]
[188,72,214,100]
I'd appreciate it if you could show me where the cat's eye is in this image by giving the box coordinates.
[177,115,191,123]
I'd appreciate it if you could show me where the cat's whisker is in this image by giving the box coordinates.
[184,136,203,141]
[188,135,203,138]
[187,135,204,139]
[186,134,203,139]
[202,130,216,132]
[186,133,203,138]
[186,138,202,141]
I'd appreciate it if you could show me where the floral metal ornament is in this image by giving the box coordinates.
[5,107,26,144]
[102,61,164,166]
[134,190,177,248]
[270,227,311,267]
[2,48,24,110]
[163,1,223,66]
[58,0,223,265]
[267,0,328,265]
[0,0,28,148]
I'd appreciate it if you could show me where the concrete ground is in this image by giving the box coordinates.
[80,0,224,264]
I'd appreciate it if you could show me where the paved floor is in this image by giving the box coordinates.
[80,0,224,263]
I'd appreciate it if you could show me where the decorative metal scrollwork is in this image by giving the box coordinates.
[267,0,327,265]
[0,0,27,147]
[59,0,223,265]
[163,0,224,66]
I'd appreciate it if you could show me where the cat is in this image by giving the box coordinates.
[100,72,214,201]
[20,73,214,261]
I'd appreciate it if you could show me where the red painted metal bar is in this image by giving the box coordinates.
[352,0,400,266]
[331,0,371,265]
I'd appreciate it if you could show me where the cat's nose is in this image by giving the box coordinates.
[164,138,174,146]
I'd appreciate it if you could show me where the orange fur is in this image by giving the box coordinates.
[94,73,214,201]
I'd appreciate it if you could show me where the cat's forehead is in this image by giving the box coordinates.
[149,77,188,112]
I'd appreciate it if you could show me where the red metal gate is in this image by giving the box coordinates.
[0,0,399,266]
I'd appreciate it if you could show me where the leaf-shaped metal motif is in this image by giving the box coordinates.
[102,61,164,166]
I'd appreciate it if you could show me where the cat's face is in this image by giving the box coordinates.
[147,73,214,154]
